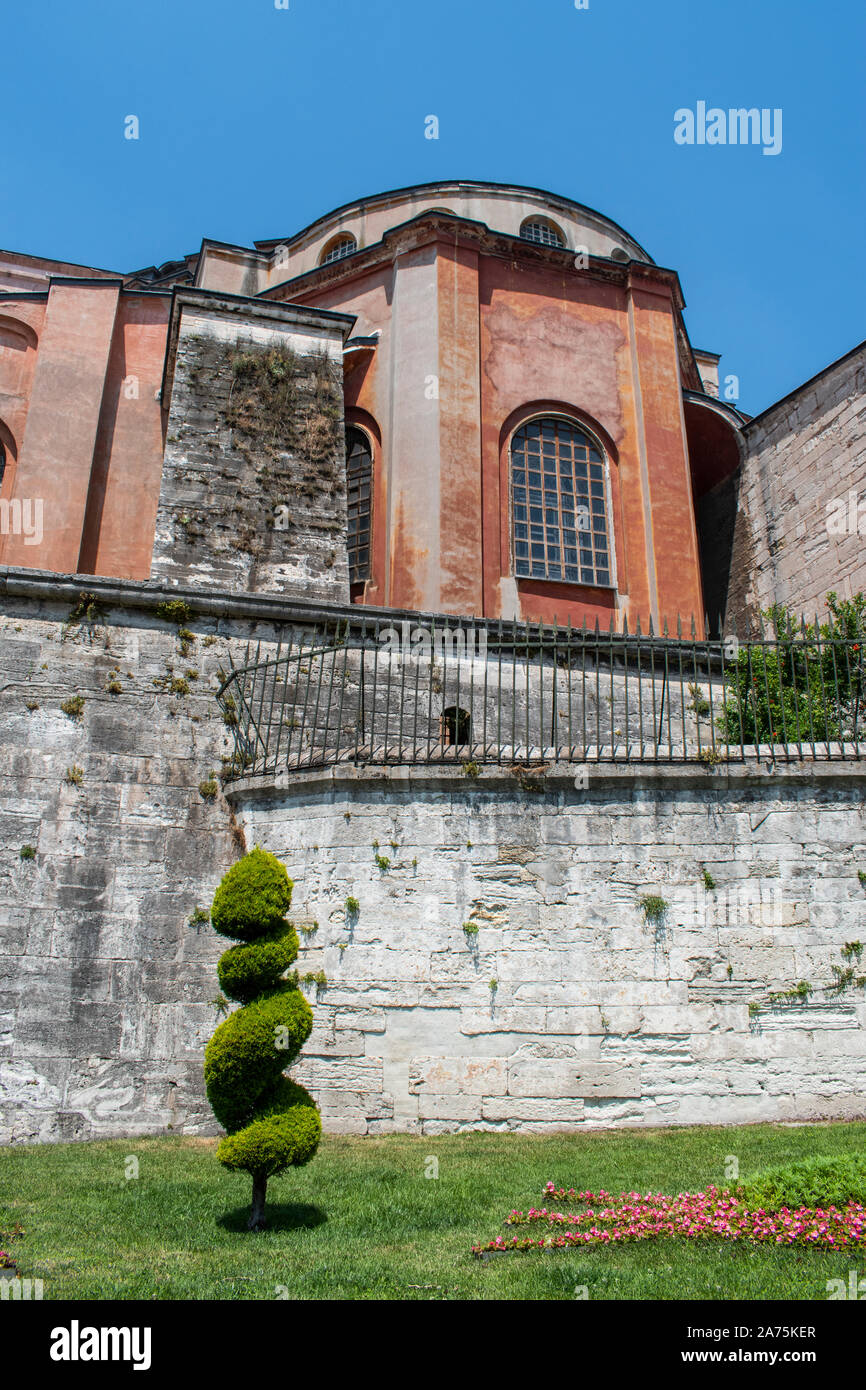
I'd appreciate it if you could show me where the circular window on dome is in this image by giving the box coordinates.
[320,233,357,266]
[520,217,566,249]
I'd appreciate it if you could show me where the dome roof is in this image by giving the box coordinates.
[252,179,654,283]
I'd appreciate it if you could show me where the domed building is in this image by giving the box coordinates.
[6,178,857,636]
[1,183,865,1144]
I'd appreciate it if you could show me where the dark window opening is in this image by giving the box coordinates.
[441,705,471,747]
[0,442,5,490]
[346,426,373,584]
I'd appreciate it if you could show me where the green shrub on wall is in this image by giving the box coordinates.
[203,847,321,1230]
[717,592,866,746]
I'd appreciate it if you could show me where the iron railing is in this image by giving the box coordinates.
[215,615,866,778]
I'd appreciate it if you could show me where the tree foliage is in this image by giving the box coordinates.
[718,592,866,746]
[204,847,321,1230]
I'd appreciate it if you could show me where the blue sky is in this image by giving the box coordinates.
[3,0,863,414]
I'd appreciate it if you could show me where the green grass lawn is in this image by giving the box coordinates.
[1,1121,864,1300]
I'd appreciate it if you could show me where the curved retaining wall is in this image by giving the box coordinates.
[226,761,866,1134]
[2,582,865,1140]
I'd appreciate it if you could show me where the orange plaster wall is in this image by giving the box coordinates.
[1,281,121,573]
[0,302,46,527]
[79,295,171,579]
[436,242,484,616]
[0,240,704,628]
[297,246,448,616]
[294,246,702,630]
[0,285,171,580]
[630,284,706,634]
[290,266,393,608]
[478,257,658,629]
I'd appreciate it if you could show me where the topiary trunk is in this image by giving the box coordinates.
[204,847,321,1231]
[249,1173,268,1232]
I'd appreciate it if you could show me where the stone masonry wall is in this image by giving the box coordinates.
[2,580,865,1142]
[726,342,866,627]
[0,583,290,1142]
[229,765,866,1134]
[150,298,352,601]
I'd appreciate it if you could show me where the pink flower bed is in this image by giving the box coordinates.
[471,1181,866,1255]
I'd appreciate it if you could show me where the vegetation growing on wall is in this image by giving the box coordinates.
[749,943,866,1019]
[62,592,103,643]
[155,599,193,626]
[225,346,342,466]
[198,775,218,801]
[718,592,865,746]
[640,894,668,924]
[163,337,347,572]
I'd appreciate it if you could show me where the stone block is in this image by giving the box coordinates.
[508,1057,641,1099]
[409,1056,507,1096]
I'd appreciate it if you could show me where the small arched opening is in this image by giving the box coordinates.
[441,705,471,747]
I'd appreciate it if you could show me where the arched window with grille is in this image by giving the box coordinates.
[510,416,613,587]
[345,425,373,584]
[520,216,566,248]
[320,233,357,266]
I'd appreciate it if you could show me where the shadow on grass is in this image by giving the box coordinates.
[217,1203,327,1234]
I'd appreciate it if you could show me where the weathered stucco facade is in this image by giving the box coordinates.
[1,181,864,1145]
[2,180,862,634]
[0,180,752,636]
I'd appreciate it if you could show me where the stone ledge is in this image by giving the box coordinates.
[226,754,866,800]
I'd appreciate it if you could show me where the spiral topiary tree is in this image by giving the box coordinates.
[204,847,321,1230]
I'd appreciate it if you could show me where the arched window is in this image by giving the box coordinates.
[0,442,5,491]
[320,233,357,266]
[345,426,373,584]
[520,217,566,248]
[511,417,613,587]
